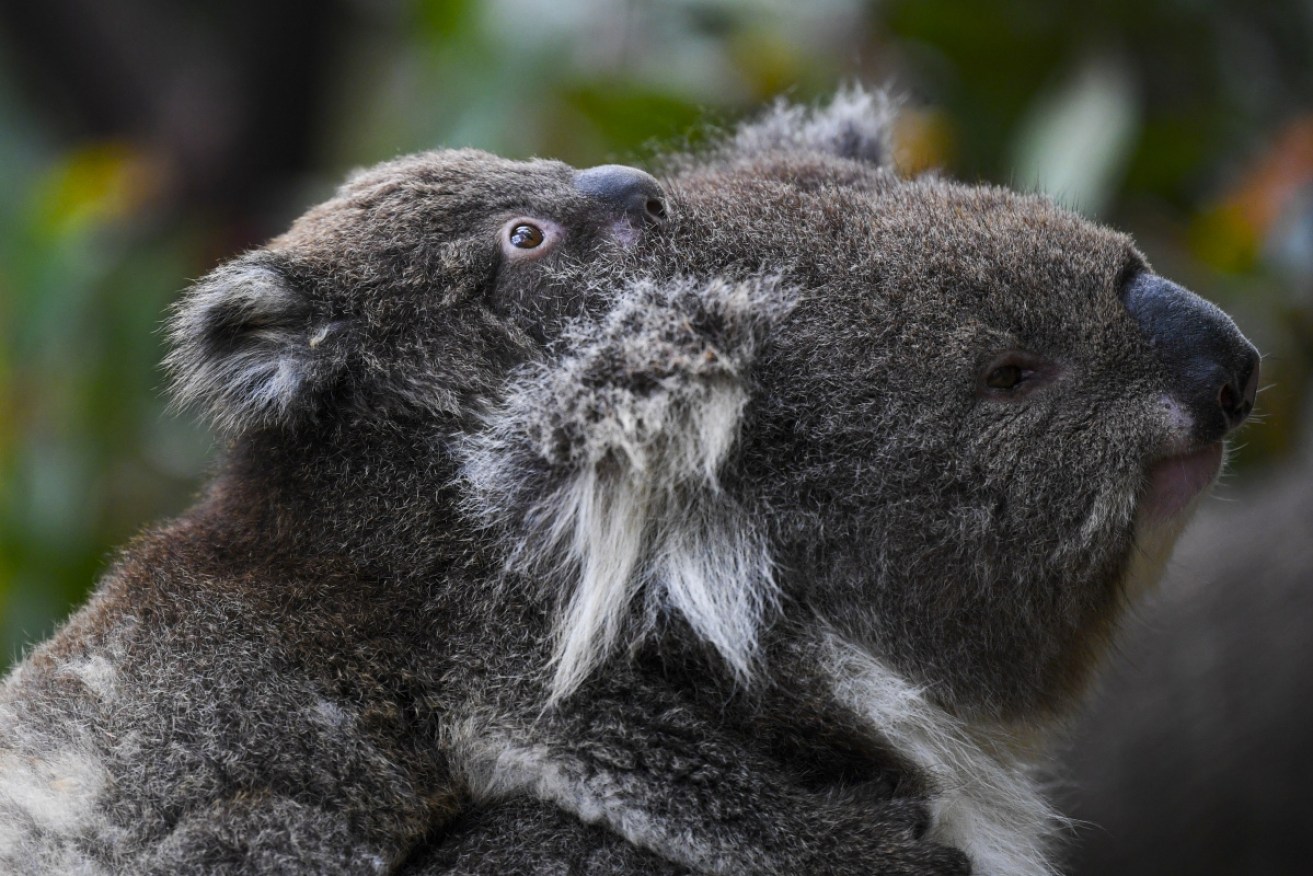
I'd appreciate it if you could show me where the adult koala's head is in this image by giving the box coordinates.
[679,128,1259,723]
[168,90,1258,725]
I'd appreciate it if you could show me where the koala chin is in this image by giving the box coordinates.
[0,88,1257,876]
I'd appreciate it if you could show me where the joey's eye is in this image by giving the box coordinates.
[509,224,544,249]
[985,364,1026,390]
[500,217,562,261]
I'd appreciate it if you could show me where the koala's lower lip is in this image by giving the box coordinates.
[1142,442,1224,520]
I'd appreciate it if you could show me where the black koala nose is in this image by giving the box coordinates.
[574,164,668,226]
[1123,273,1260,443]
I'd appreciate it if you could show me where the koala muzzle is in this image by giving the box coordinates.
[574,164,668,227]
[1123,273,1259,444]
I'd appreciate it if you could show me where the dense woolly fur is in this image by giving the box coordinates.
[460,276,790,699]
[729,85,897,167]
[0,87,1256,875]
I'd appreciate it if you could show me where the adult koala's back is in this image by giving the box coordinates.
[0,91,1258,875]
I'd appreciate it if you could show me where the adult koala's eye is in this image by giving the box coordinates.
[985,364,1026,390]
[509,224,544,249]
[500,217,563,261]
[978,352,1054,399]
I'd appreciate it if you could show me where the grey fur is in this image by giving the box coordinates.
[0,89,1253,874]
[729,86,897,166]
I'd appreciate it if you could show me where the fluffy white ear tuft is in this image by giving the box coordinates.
[165,257,341,435]
[460,276,792,701]
[652,503,776,686]
[732,85,897,167]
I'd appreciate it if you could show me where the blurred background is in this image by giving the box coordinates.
[0,0,1309,869]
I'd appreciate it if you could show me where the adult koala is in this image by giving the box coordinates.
[0,91,1258,875]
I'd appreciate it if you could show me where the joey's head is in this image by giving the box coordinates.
[166,149,669,440]
[460,91,1258,717]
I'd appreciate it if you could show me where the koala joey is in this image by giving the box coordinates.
[0,89,1258,875]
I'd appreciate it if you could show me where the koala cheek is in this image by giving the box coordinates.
[607,217,643,249]
[1153,393,1195,439]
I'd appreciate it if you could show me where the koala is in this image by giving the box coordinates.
[1061,446,1313,876]
[0,90,1259,876]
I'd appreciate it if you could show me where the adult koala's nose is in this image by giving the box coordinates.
[574,164,668,228]
[1123,273,1260,444]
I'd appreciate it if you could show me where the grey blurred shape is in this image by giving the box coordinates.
[1062,448,1313,875]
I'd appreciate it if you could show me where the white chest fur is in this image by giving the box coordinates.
[823,635,1062,876]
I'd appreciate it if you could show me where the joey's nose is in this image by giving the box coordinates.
[574,164,668,226]
[1123,273,1260,443]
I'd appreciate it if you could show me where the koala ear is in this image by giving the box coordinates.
[165,255,343,435]
[731,85,896,167]
[460,276,795,702]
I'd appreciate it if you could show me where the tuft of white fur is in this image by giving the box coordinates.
[654,505,774,683]
[460,276,791,701]
[61,657,117,701]
[540,373,774,699]
[0,719,116,875]
[732,85,897,167]
[824,634,1062,876]
[544,469,654,699]
[0,746,105,836]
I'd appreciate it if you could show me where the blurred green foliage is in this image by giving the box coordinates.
[1,0,1310,670]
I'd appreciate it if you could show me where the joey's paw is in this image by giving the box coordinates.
[875,799,970,874]
[875,797,934,840]
[814,798,971,875]
[894,840,972,876]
